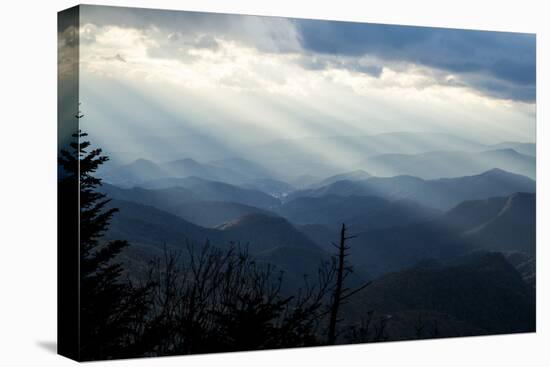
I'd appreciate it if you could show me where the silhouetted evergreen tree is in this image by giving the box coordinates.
[59,131,152,360]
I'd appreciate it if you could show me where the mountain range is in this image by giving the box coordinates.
[362,148,535,179]
[100,132,535,187]
[100,158,256,187]
[105,184,535,288]
[287,168,535,210]
[95,131,536,334]
[96,132,536,343]
[100,177,280,210]
[241,132,534,179]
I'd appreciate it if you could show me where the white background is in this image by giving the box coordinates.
[0,0,547,365]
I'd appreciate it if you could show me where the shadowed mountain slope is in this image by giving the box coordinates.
[168,201,279,228]
[435,192,535,255]
[138,176,280,208]
[216,213,320,253]
[346,252,535,336]
[105,199,224,248]
[462,192,536,255]
[106,201,331,286]
[348,192,535,277]
[277,195,439,232]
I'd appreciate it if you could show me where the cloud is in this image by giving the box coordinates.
[294,20,536,102]
[72,5,535,102]
[79,5,302,54]
[58,25,79,79]
[72,5,535,154]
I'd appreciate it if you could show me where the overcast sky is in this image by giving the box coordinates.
[65,5,536,161]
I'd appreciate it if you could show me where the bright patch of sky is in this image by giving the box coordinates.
[60,5,536,164]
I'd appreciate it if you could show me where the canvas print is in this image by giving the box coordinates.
[58,5,536,361]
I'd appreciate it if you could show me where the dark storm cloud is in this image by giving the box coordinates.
[294,19,536,102]
[466,75,536,102]
[298,55,383,77]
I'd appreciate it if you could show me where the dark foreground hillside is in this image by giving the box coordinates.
[343,252,535,341]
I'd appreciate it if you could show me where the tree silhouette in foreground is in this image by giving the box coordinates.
[141,243,336,355]
[59,131,152,360]
[327,223,371,345]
